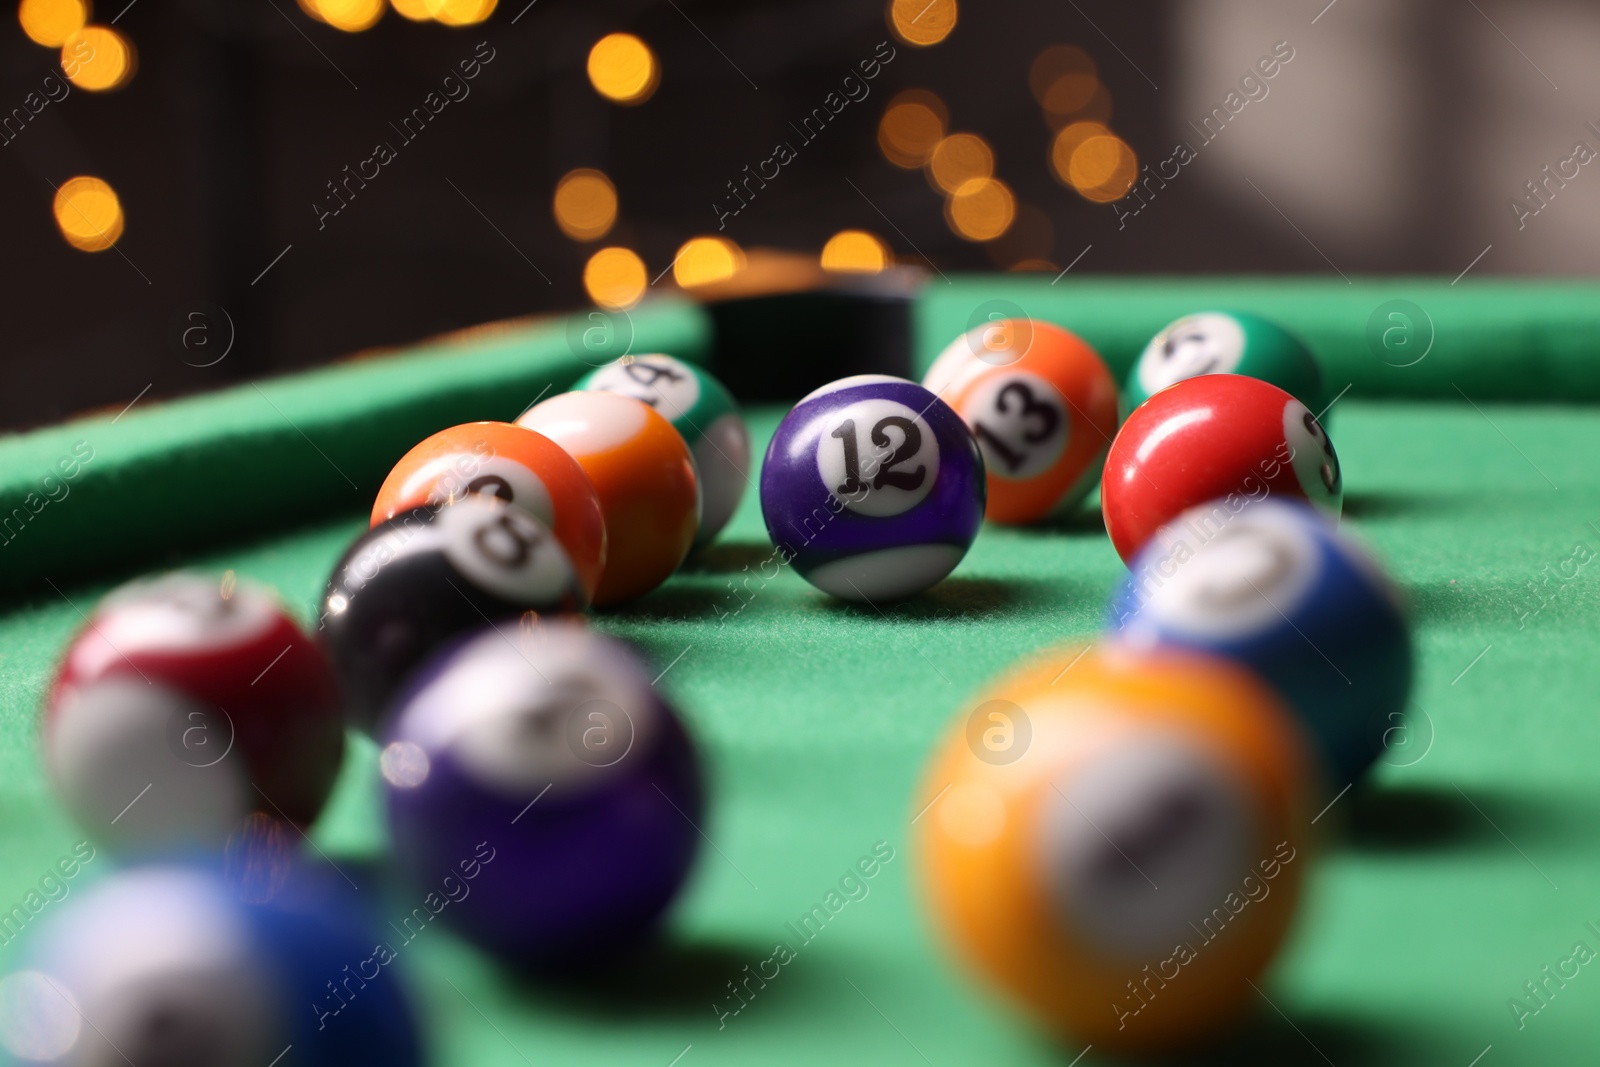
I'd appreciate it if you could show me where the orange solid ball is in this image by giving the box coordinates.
[371,421,608,603]
[914,644,1316,1055]
[517,392,699,607]
[922,319,1119,524]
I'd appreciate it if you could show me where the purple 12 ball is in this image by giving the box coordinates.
[381,621,703,968]
[760,374,986,601]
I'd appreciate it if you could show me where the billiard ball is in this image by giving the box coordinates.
[381,621,702,966]
[371,420,607,603]
[922,319,1119,524]
[1109,498,1413,783]
[43,573,343,856]
[1124,310,1324,414]
[14,864,422,1067]
[1102,373,1342,563]
[914,644,1314,1054]
[759,374,985,601]
[574,354,750,547]
[320,495,586,731]
[517,391,699,607]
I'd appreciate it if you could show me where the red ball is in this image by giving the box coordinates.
[44,573,344,855]
[1101,375,1342,563]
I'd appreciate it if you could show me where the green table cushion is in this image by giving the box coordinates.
[913,276,1600,402]
[0,299,710,599]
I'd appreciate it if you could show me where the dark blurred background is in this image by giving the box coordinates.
[2,0,1596,429]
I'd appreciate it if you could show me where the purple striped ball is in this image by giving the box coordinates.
[382,622,702,968]
[760,375,985,601]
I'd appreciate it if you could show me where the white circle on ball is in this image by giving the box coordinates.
[29,868,281,1067]
[518,390,649,458]
[815,398,940,518]
[922,330,1003,396]
[436,500,578,605]
[958,370,1070,481]
[404,452,556,528]
[1035,726,1256,961]
[1282,399,1342,513]
[585,355,702,421]
[49,679,250,852]
[1135,505,1321,639]
[921,336,975,397]
[395,625,658,798]
[1137,313,1246,397]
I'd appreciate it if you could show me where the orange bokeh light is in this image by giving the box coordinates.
[878,90,948,169]
[821,230,891,273]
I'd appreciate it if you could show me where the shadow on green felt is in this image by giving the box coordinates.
[1339,780,1565,855]
[495,932,831,1023]
[606,560,1100,626]
[680,540,780,576]
[1341,488,1474,522]
[600,583,756,626]
[1010,505,1108,538]
[816,574,1079,621]
[898,574,1084,618]
[1110,1004,1405,1067]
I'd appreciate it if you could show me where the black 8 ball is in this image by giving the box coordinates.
[319,495,586,731]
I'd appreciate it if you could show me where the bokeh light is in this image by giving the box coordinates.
[52,175,124,252]
[1068,134,1138,202]
[1050,121,1112,184]
[878,90,947,169]
[889,0,956,47]
[1040,72,1099,116]
[583,247,648,310]
[552,169,619,242]
[426,0,496,25]
[299,0,384,31]
[821,230,891,273]
[1034,47,1113,129]
[390,0,433,20]
[945,178,1015,242]
[587,33,658,105]
[673,237,745,288]
[1009,258,1059,273]
[985,202,1053,268]
[1046,84,1113,129]
[18,0,87,48]
[62,25,133,92]
[1030,45,1097,104]
[928,133,993,194]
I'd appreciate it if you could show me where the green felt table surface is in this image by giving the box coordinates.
[3,393,1600,1066]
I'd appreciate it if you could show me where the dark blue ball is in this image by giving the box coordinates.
[759,375,985,601]
[1108,498,1412,783]
[246,867,425,1067]
[11,861,422,1067]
